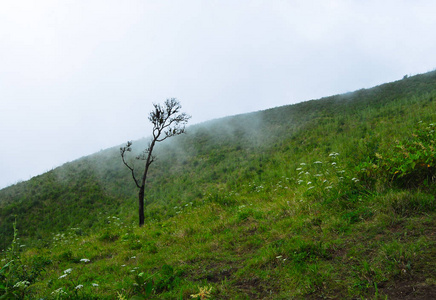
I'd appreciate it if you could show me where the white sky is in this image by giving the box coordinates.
[1,0,436,189]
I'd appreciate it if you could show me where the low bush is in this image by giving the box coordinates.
[358,122,436,189]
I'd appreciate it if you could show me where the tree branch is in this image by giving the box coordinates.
[120,142,141,188]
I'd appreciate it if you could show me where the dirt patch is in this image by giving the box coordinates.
[329,244,347,260]
[187,257,240,284]
[233,277,275,299]
[203,267,235,283]
[381,278,436,299]
[381,216,436,299]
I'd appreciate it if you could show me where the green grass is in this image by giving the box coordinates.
[1,70,436,299]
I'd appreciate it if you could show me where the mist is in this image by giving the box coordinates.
[2,0,436,189]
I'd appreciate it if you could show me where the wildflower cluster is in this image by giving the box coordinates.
[106,216,125,227]
[13,280,30,289]
[296,152,344,196]
[273,176,291,192]
[190,285,213,299]
[51,287,67,296]
[52,227,84,247]
[58,268,72,279]
[173,202,194,214]
[205,190,237,207]
[54,267,99,296]
[248,181,265,193]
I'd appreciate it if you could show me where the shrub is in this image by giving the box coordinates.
[154,264,183,293]
[358,122,436,189]
[389,122,435,187]
[0,221,51,299]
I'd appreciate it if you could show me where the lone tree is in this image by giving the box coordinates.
[120,98,191,226]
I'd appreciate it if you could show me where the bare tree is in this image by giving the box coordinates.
[120,98,191,226]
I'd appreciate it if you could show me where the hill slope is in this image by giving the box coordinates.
[1,71,436,299]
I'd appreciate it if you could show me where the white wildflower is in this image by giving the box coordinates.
[58,274,68,279]
[75,284,83,290]
[52,288,67,295]
[92,283,99,287]
[64,268,72,274]
[13,281,30,288]
[80,258,90,263]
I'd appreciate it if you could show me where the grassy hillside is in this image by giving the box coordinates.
[1,71,436,299]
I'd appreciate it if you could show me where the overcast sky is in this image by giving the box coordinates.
[1,0,436,189]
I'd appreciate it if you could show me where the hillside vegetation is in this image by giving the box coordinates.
[1,71,436,299]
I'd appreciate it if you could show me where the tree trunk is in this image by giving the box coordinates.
[138,186,145,226]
